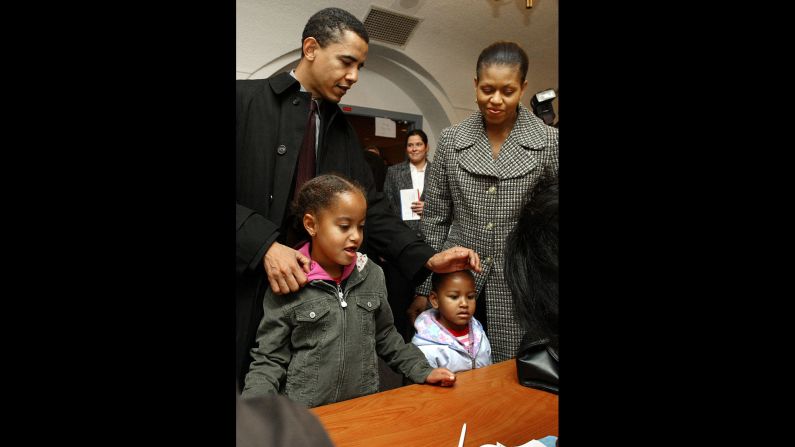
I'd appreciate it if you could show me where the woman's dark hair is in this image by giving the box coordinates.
[405,129,428,147]
[475,41,529,82]
[301,7,369,53]
[291,174,366,218]
[505,183,558,349]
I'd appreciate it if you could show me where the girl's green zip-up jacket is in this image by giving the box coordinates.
[242,245,433,407]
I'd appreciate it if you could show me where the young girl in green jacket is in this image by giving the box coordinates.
[242,174,455,407]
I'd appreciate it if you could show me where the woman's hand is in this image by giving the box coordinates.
[410,200,424,216]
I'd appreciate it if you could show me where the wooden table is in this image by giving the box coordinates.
[311,360,558,446]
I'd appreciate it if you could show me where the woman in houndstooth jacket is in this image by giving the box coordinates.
[414,42,559,362]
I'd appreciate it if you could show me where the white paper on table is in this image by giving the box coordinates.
[399,188,420,220]
[374,117,396,138]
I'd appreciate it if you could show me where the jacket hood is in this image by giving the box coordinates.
[412,309,484,355]
[298,242,367,282]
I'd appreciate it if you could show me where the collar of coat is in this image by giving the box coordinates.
[298,241,360,283]
[269,71,301,95]
[395,159,431,173]
[298,241,371,292]
[448,104,556,180]
[453,104,551,152]
[268,71,340,122]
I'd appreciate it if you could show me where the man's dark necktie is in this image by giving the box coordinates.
[293,98,318,199]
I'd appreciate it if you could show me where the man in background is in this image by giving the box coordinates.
[363,145,387,192]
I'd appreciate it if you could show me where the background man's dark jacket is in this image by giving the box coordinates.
[363,150,387,192]
[235,72,434,385]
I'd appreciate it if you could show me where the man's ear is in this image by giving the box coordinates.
[303,37,319,61]
[429,292,440,309]
[303,213,317,237]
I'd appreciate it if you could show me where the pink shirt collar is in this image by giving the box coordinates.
[298,242,356,282]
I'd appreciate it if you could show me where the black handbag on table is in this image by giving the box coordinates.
[515,337,558,394]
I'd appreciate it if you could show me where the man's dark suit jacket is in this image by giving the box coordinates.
[235,72,434,385]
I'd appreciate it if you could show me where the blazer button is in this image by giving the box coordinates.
[292,98,300,105]
[276,145,287,155]
[309,311,316,319]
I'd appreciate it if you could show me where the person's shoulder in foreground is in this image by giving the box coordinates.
[236,390,333,447]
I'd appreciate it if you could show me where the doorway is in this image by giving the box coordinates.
[340,104,423,166]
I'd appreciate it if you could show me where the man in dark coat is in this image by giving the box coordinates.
[363,145,387,192]
[235,7,480,386]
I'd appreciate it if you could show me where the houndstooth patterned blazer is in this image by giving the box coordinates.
[417,104,559,362]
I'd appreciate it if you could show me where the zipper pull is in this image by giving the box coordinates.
[337,284,347,308]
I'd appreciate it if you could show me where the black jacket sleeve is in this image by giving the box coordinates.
[362,183,435,284]
[236,204,280,276]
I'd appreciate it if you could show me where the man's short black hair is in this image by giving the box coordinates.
[301,7,369,53]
